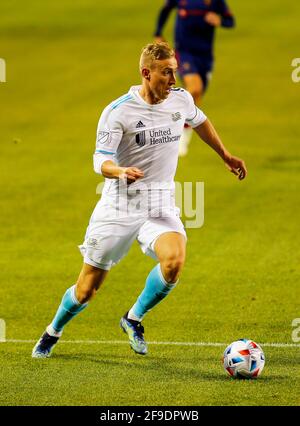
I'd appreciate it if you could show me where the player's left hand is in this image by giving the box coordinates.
[204,12,221,27]
[224,156,247,180]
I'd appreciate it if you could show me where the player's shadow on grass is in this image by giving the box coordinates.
[52,352,249,382]
[54,351,289,382]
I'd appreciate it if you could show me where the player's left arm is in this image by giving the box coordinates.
[205,0,235,28]
[193,119,247,180]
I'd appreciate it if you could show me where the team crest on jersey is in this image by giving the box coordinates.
[179,9,188,18]
[183,62,191,71]
[172,112,182,122]
[204,0,212,6]
[136,131,146,147]
[97,131,110,144]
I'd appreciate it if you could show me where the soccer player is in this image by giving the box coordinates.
[32,43,247,358]
[154,0,235,156]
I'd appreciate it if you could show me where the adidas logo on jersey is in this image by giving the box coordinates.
[136,120,146,128]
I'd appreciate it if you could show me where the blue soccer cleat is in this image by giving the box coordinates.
[120,313,148,355]
[32,331,59,358]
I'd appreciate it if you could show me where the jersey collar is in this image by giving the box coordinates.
[129,85,172,107]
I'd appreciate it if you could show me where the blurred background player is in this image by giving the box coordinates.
[154,0,235,156]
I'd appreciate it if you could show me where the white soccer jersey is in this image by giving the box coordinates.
[80,86,206,268]
[94,85,206,195]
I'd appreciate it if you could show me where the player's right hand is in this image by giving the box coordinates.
[119,167,144,184]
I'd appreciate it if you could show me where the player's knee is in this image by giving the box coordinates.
[76,285,97,304]
[76,267,105,303]
[161,256,185,283]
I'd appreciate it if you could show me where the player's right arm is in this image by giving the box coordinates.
[154,0,177,41]
[101,161,144,183]
[93,105,144,183]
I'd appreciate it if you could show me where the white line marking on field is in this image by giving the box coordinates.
[3,339,300,348]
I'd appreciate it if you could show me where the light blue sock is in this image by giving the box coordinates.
[50,285,88,333]
[129,264,178,321]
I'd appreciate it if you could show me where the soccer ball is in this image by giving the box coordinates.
[223,339,265,379]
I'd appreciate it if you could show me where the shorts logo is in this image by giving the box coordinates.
[88,238,98,247]
[97,131,110,144]
[136,131,146,147]
[172,112,181,122]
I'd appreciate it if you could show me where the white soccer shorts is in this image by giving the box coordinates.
[79,193,186,270]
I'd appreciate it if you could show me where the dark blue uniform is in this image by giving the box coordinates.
[154,0,235,90]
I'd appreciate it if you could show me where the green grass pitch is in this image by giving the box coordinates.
[0,0,300,406]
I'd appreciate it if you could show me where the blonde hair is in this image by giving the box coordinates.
[139,42,175,70]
